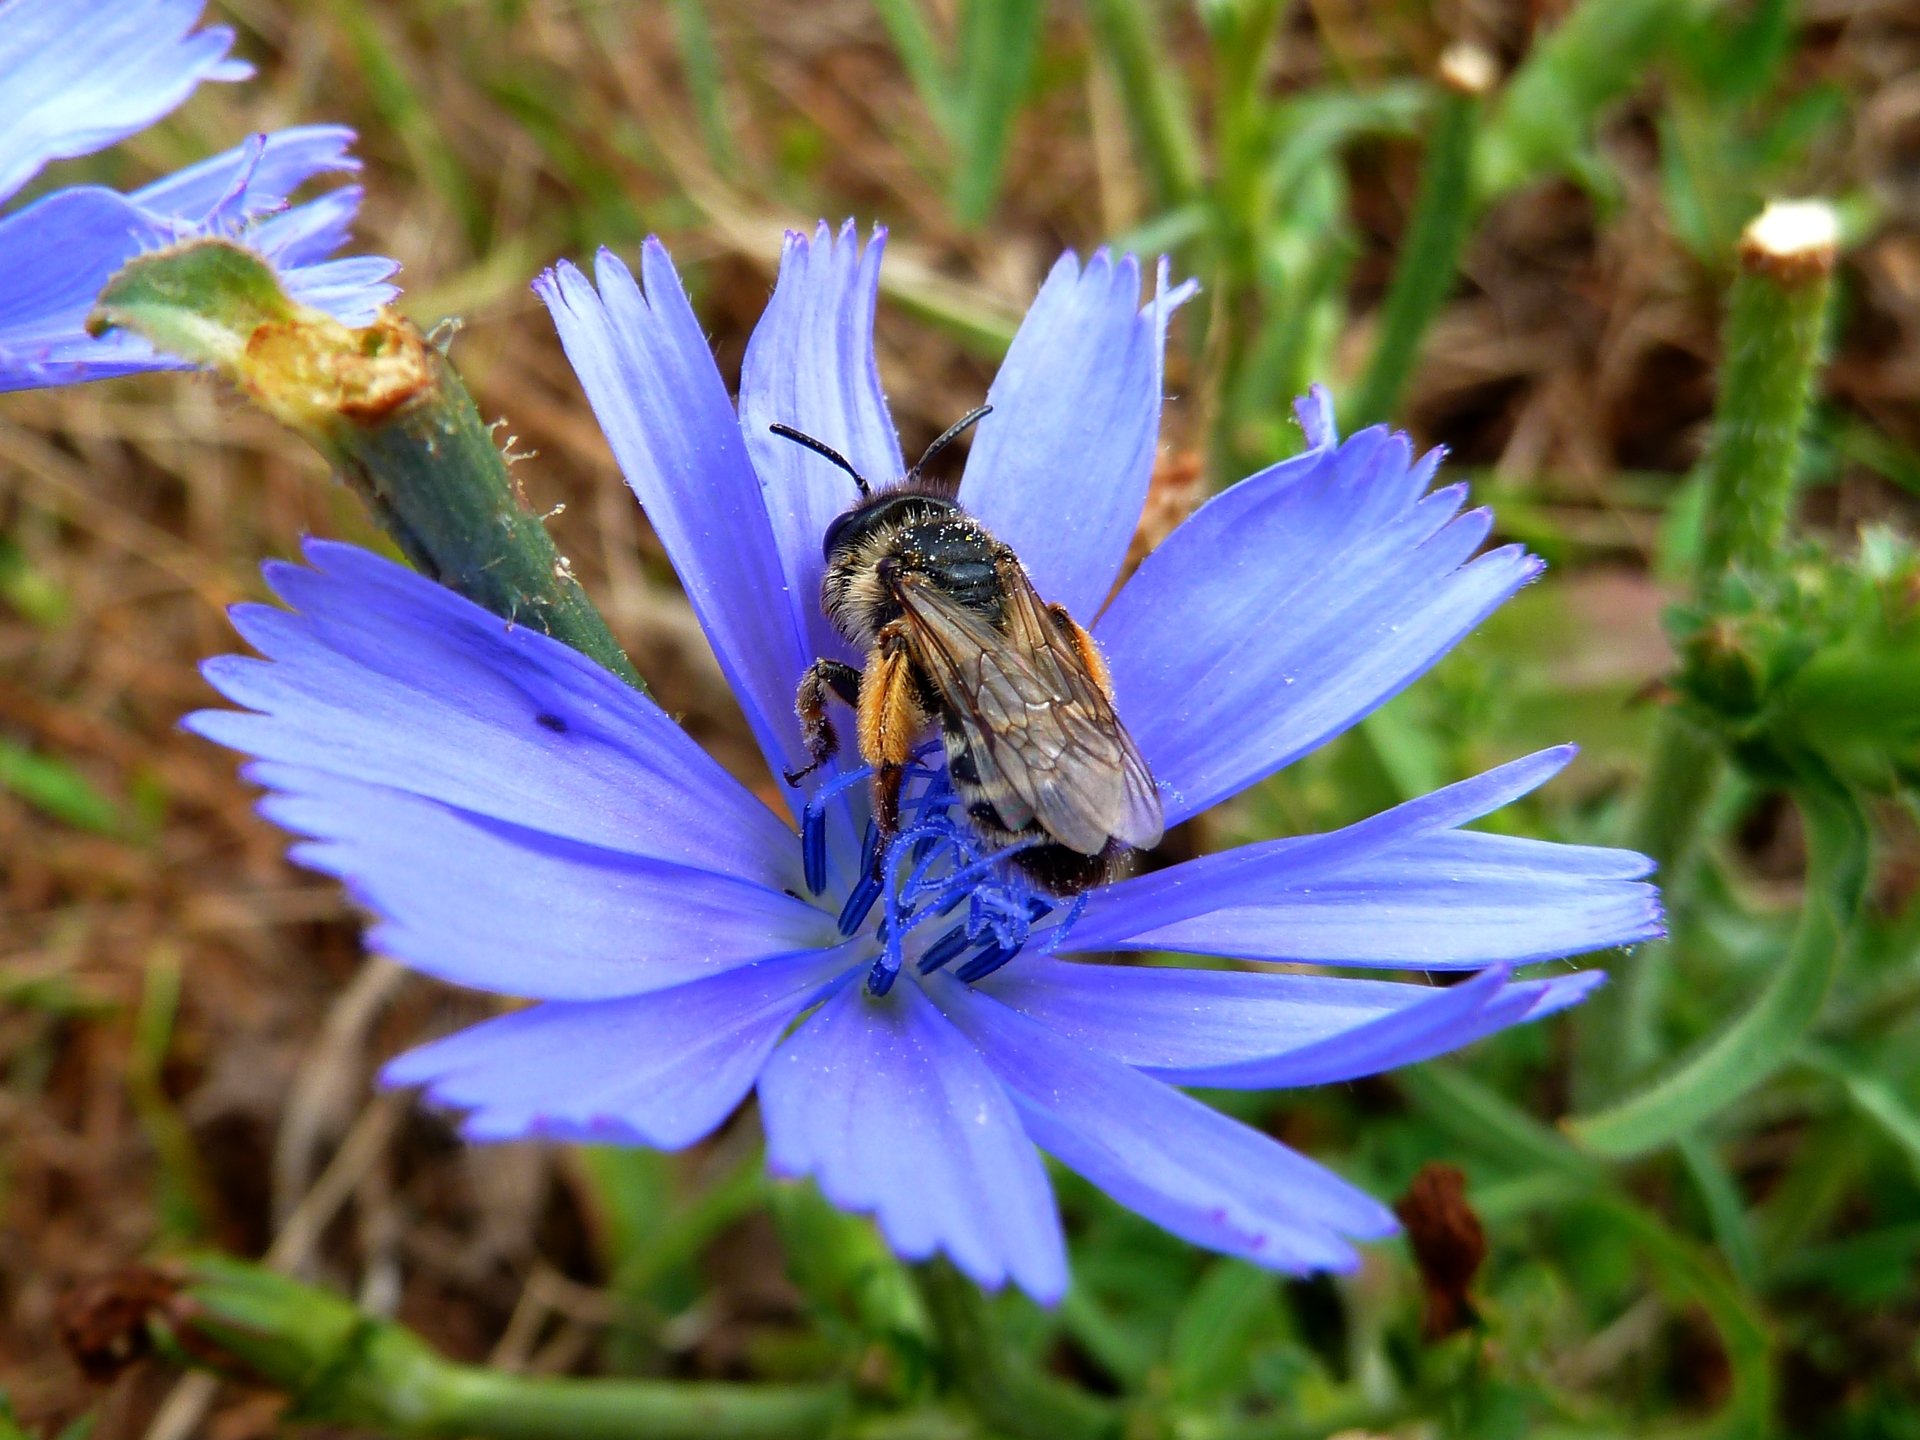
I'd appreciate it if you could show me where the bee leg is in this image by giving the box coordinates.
[786,659,863,786]
[858,624,927,865]
[1046,602,1113,699]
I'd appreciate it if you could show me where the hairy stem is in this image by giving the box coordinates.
[89,237,641,689]
[911,1261,1121,1440]
[148,1256,841,1440]
[1593,201,1838,1094]
[1349,44,1495,429]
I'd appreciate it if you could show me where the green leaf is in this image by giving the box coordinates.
[0,737,121,835]
[872,0,959,139]
[1677,1134,1762,1289]
[1167,1261,1280,1404]
[671,0,737,171]
[1477,0,1702,198]
[88,237,300,372]
[1086,0,1204,207]
[1571,775,1869,1158]
[1802,1044,1920,1188]
[949,0,1046,226]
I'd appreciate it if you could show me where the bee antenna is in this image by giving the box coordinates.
[907,404,992,487]
[769,424,871,499]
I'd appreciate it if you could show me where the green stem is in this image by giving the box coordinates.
[911,1261,1121,1440]
[331,332,642,688]
[1588,715,1723,1092]
[1349,48,1493,429]
[159,1256,842,1440]
[1086,0,1205,209]
[1593,201,1838,1095]
[1697,204,1838,578]
[88,237,642,690]
[428,1367,840,1440]
[1571,772,1868,1159]
[1199,0,1285,482]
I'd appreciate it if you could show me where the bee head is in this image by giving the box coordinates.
[768,405,993,562]
[821,491,955,563]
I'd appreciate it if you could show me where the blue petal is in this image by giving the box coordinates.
[186,541,797,886]
[382,947,857,1147]
[250,762,836,1001]
[760,979,1069,1302]
[936,979,1398,1273]
[1097,411,1540,825]
[0,186,177,361]
[0,0,247,203]
[128,125,360,221]
[961,253,1186,619]
[738,221,902,670]
[978,960,1605,1087]
[0,132,394,392]
[1294,384,1338,449]
[1073,747,1577,939]
[536,245,813,788]
[1069,749,1660,967]
[1107,830,1660,969]
[277,249,400,327]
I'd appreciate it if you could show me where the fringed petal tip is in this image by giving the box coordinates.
[1295,384,1338,449]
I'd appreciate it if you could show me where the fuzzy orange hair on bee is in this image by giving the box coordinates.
[774,406,1163,895]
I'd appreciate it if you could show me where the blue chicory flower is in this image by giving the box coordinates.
[0,0,398,391]
[185,223,1661,1302]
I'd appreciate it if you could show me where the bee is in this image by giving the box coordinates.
[772,406,1164,895]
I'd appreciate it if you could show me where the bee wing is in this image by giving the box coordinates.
[894,560,1164,855]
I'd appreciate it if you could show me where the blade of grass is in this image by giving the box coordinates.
[950,0,1046,227]
[872,0,959,140]
[1676,1133,1762,1290]
[1476,0,1702,200]
[1086,0,1204,209]
[0,737,121,836]
[1801,1044,1920,1188]
[1572,773,1869,1159]
[1348,47,1495,429]
[671,0,738,174]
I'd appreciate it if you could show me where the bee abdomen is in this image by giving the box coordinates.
[940,719,1021,840]
[1010,841,1118,896]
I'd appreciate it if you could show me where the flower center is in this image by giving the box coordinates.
[798,754,1088,997]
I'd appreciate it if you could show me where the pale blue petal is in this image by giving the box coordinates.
[187,540,797,886]
[937,979,1397,1273]
[383,947,857,1147]
[1098,411,1538,824]
[760,980,1069,1302]
[1110,830,1661,969]
[249,762,835,1001]
[0,0,245,203]
[128,125,360,222]
[0,186,179,388]
[0,131,393,392]
[1070,747,1581,944]
[738,221,903,669]
[960,253,1185,618]
[535,245,813,787]
[978,960,1605,1087]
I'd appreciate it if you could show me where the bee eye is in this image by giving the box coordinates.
[822,512,854,561]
